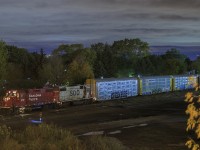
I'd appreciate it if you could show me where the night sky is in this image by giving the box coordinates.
[1,0,200,58]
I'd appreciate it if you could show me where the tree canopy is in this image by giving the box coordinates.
[0,41,8,95]
[0,38,198,94]
[0,41,8,79]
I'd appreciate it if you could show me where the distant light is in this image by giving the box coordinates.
[30,119,43,124]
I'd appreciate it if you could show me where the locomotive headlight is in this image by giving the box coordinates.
[4,97,10,101]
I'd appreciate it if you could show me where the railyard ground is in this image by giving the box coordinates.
[0,90,194,150]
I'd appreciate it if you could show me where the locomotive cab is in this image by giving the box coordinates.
[2,90,26,108]
[2,90,18,108]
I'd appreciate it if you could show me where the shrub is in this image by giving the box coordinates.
[1,138,24,150]
[0,124,128,150]
[84,135,128,150]
[185,87,200,150]
[17,124,83,150]
[0,125,12,140]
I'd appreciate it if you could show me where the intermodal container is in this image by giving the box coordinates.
[139,76,172,95]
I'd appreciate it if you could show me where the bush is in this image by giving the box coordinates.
[1,138,24,150]
[0,124,128,150]
[0,125,12,140]
[185,89,200,149]
[84,135,129,150]
[17,124,83,150]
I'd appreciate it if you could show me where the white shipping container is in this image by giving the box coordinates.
[140,76,171,95]
[95,78,138,101]
[173,75,198,91]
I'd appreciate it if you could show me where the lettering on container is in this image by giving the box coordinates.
[29,98,38,101]
[111,91,128,99]
[29,94,42,98]
[29,94,42,101]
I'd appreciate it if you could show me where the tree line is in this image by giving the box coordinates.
[0,39,199,94]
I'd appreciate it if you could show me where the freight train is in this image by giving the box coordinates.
[0,75,198,113]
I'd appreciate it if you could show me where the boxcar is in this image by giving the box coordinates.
[86,78,138,101]
[139,76,172,95]
[172,75,198,91]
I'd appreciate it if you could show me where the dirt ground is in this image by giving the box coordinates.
[0,90,192,150]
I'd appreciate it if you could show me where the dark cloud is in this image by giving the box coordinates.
[112,28,181,34]
[0,0,200,50]
[118,12,200,21]
[151,0,200,8]
[1,0,200,9]
[158,14,199,21]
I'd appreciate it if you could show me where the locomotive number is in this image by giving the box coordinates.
[70,90,80,96]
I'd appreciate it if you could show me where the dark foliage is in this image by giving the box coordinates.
[0,38,197,95]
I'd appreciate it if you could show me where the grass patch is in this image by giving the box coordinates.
[0,124,128,150]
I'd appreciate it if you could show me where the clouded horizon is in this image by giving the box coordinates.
[1,0,200,52]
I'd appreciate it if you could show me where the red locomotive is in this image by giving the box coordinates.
[0,88,60,113]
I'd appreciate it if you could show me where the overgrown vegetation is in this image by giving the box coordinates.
[185,85,200,150]
[0,124,128,150]
[0,38,199,95]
